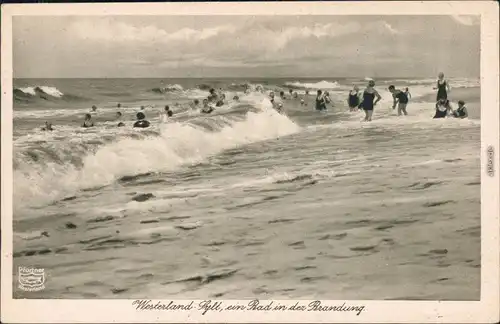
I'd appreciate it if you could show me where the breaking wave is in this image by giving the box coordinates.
[284,80,340,90]
[14,94,301,209]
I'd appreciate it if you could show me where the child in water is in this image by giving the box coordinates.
[452,100,468,119]
[347,86,360,112]
[201,99,215,114]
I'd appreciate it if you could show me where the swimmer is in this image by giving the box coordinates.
[208,88,219,103]
[133,112,150,128]
[115,112,125,127]
[452,100,468,118]
[216,93,226,107]
[165,105,173,117]
[360,80,382,121]
[91,105,97,113]
[82,113,94,128]
[289,89,293,96]
[191,99,200,110]
[280,91,286,100]
[434,72,450,101]
[140,105,145,111]
[433,98,453,119]
[388,85,409,116]
[315,90,327,111]
[117,103,122,108]
[233,95,240,101]
[348,86,361,112]
[324,91,332,104]
[41,121,54,131]
[269,91,275,104]
[201,99,215,114]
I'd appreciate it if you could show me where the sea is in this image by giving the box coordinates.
[11,77,481,299]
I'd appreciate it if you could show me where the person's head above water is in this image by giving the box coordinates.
[458,100,465,106]
[164,105,170,111]
[136,112,146,120]
[116,112,122,118]
[388,85,396,92]
[405,87,409,91]
[140,106,145,110]
[209,88,215,94]
[280,91,285,96]
[317,90,322,95]
[203,98,209,104]
[117,103,121,108]
[194,99,199,105]
[91,105,97,111]
[269,91,275,98]
[85,113,92,120]
[438,72,444,79]
[289,89,293,94]
[368,80,375,87]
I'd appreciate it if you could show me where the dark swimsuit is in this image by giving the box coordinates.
[348,91,359,108]
[362,91,375,111]
[396,91,409,104]
[315,96,326,111]
[453,106,467,118]
[436,80,448,101]
[433,101,450,118]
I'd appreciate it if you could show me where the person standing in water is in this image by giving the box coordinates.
[388,85,409,116]
[360,80,382,121]
[434,72,450,101]
[315,90,327,111]
[348,86,360,111]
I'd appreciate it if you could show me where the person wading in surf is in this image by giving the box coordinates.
[434,72,450,101]
[315,90,327,111]
[388,85,409,116]
[359,80,382,122]
[347,85,360,112]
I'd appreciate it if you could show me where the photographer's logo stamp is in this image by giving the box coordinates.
[18,266,45,291]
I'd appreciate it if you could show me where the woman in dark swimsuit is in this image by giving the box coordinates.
[315,90,327,111]
[347,85,360,111]
[433,99,452,119]
[434,72,450,101]
[360,80,382,121]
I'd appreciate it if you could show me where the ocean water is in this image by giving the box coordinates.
[12,77,481,299]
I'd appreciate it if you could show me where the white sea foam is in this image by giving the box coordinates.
[285,80,340,90]
[14,95,300,209]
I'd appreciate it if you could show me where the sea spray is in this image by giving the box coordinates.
[14,100,300,210]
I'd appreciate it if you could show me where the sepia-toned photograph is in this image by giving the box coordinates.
[1,2,499,323]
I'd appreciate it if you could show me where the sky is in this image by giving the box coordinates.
[13,15,480,78]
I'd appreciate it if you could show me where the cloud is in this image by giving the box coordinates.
[68,19,236,43]
[451,15,480,26]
